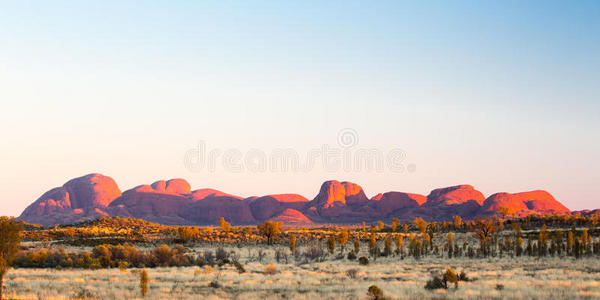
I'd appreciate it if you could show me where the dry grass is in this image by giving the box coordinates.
[4,242,600,299]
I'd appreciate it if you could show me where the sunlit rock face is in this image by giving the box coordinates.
[310,180,368,208]
[19,174,576,226]
[18,173,121,226]
[481,190,570,217]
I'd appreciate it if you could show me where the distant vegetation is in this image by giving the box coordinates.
[1,213,599,299]
[10,213,599,271]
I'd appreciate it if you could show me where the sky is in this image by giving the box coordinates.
[1,1,599,217]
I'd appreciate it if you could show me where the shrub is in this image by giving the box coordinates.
[203,250,215,266]
[275,248,288,263]
[358,256,369,265]
[217,258,230,267]
[215,247,229,261]
[233,260,246,273]
[367,285,386,300]
[303,245,324,261]
[424,276,445,290]
[458,271,470,281]
[347,252,357,260]
[264,263,277,275]
[445,267,458,288]
[209,280,221,288]
[346,268,358,279]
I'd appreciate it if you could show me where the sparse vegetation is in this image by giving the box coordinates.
[2,214,599,299]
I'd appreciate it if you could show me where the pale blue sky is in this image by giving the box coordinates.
[1,1,599,216]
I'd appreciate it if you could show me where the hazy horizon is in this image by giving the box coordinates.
[1,1,599,217]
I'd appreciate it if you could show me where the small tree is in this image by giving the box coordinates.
[395,235,404,255]
[289,234,297,255]
[447,232,455,258]
[0,217,23,300]
[414,218,428,233]
[354,240,360,254]
[567,231,574,255]
[369,233,378,258]
[473,218,498,256]
[384,236,393,256]
[338,230,349,253]
[392,218,399,232]
[327,235,336,254]
[218,217,231,233]
[452,216,463,230]
[377,221,385,231]
[140,269,148,297]
[257,221,281,245]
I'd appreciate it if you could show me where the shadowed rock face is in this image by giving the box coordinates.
[19,173,579,226]
[179,196,255,224]
[248,194,308,221]
[270,209,312,224]
[371,192,427,215]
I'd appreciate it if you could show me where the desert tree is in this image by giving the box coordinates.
[452,216,463,230]
[447,232,455,258]
[289,234,297,255]
[516,236,524,256]
[338,229,349,253]
[369,233,378,258]
[327,235,336,254]
[567,231,574,255]
[218,217,231,233]
[473,218,498,256]
[0,217,23,300]
[377,220,385,231]
[538,224,549,257]
[582,229,590,255]
[392,218,399,232]
[383,235,393,256]
[257,221,281,245]
[395,235,405,256]
[354,239,360,254]
[414,218,428,234]
[140,269,148,297]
